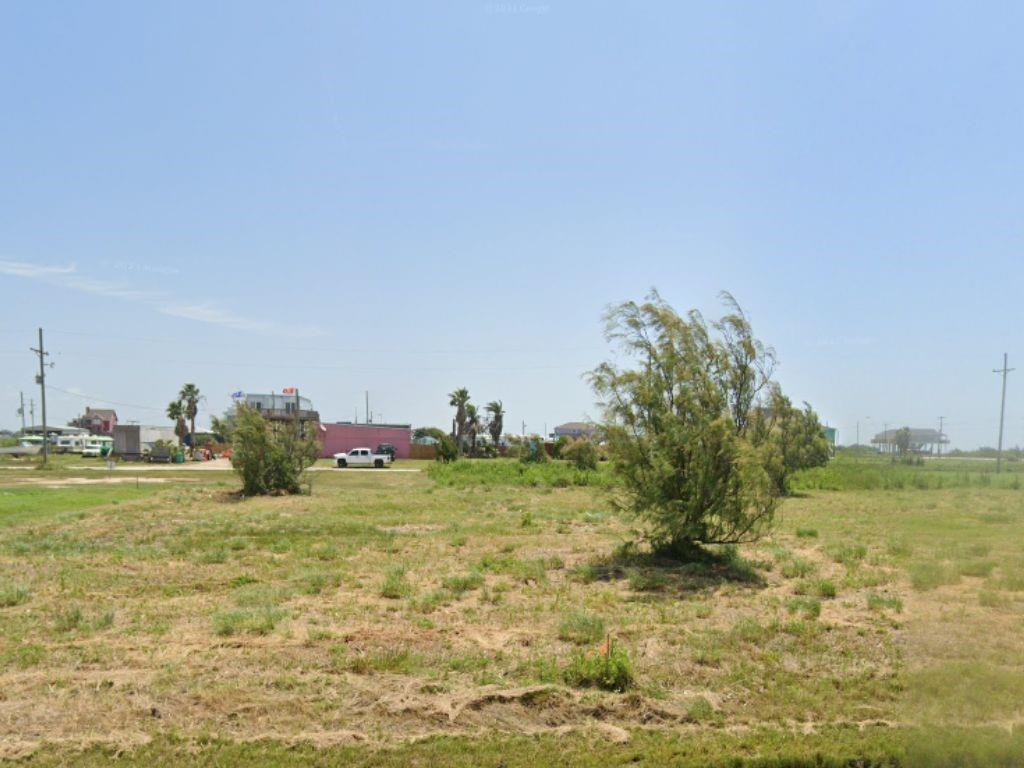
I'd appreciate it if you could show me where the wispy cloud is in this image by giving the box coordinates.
[0,260,76,278]
[0,259,322,336]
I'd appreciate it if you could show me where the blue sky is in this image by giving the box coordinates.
[1,1,1021,448]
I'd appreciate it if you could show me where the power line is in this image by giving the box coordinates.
[43,349,589,373]
[46,385,164,413]
[41,327,604,357]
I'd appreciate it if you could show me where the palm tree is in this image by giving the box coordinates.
[179,383,201,457]
[465,403,481,452]
[448,388,471,445]
[485,400,505,447]
[167,401,187,447]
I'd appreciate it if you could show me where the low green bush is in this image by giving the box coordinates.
[558,611,605,645]
[427,459,615,489]
[563,644,633,692]
[381,567,413,599]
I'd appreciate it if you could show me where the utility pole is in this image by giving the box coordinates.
[994,353,1014,473]
[883,422,889,455]
[18,391,25,431]
[29,398,35,427]
[30,328,51,465]
[365,391,370,424]
[521,420,526,437]
[937,416,945,458]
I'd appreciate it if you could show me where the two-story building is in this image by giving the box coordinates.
[240,392,320,437]
[72,407,118,435]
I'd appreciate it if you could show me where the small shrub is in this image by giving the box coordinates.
[233,583,291,607]
[785,596,821,619]
[441,571,484,595]
[686,696,718,722]
[411,588,451,613]
[909,562,959,591]
[994,571,1024,591]
[54,605,84,632]
[213,607,286,636]
[795,528,818,539]
[780,557,816,579]
[628,569,669,592]
[231,404,319,495]
[866,592,903,612]
[381,567,413,599]
[341,647,418,674]
[730,617,774,643]
[958,560,996,578]
[558,611,605,645]
[563,645,633,692]
[829,543,868,566]
[0,585,29,608]
[795,578,837,598]
[562,438,599,472]
[979,590,1009,608]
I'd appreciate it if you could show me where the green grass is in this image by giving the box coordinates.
[785,596,822,619]
[212,607,287,636]
[866,592,903,612]
[791,452,1024,491]
[380,566,413,599]
[0,583,30,607]
[426,459,615,488]
[908,562,960,591]
[2,455,1024,764]
[440,571,484,595]
[562,645,633,691]
[557,610,605,645]
[794,578,837,598]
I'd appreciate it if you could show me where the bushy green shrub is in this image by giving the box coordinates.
[558,611,605,644]
[590,292,796,550]
[380,566,412,599]
[230,405,319,495]
[562,438,599,471]
[563,644,633,692]
[519,435,549,464]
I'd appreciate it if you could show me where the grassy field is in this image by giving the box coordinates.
[1,455,1023,765]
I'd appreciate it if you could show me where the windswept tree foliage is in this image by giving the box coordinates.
[414,427,459,463]
[752,389,831,494]
[230,404,319,495]
[561,437,599,471]
[590,291,824,552]
[209,407,238,443]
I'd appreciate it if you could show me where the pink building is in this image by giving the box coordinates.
[318,422,412,459]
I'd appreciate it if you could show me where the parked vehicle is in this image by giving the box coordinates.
[333,447,391,469]
[82,436,113,457]
[148,445,173,463]
[375,443,397,461]
[55,434,87,453]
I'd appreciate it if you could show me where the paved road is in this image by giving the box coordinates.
[57,458,420,473]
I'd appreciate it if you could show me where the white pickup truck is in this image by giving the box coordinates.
[333,447,392,469]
